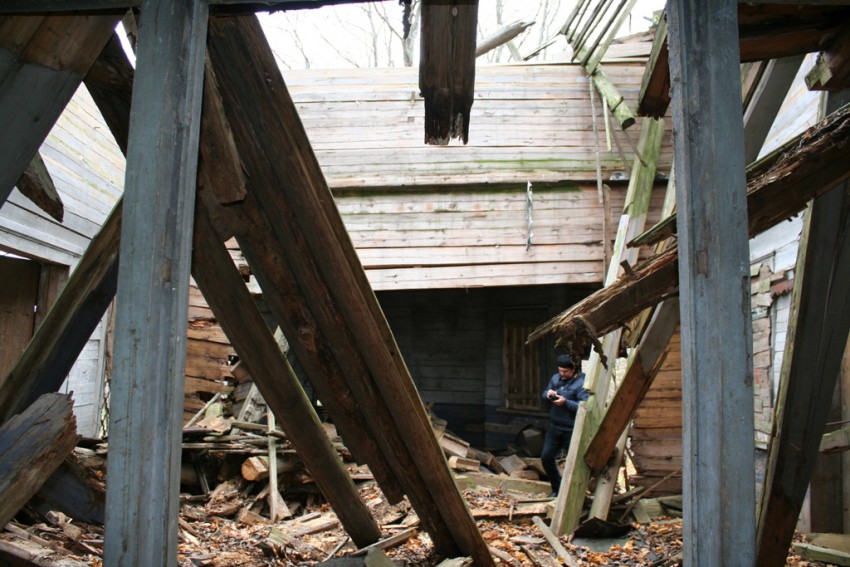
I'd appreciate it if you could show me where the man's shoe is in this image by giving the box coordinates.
[548,492,558,498]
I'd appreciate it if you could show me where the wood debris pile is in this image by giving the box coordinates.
[0,404,837,566]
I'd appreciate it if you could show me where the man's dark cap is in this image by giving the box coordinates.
[556,354,575,369]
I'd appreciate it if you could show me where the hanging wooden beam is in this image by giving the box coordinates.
[668,2,755,564]
[0,12,118,205]
[191,203,382,547]
[206,15,493,565]
[103,2,208,566]
[420,0,478,144]
[16,153,64,222]
[0,393,79,528]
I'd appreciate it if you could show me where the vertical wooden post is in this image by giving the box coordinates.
[103,2,208,566]
[667,1,755,565]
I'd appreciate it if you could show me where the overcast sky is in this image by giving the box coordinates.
[259,0,665,70]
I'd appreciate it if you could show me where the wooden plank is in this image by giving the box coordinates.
[191,204,382,546]
[756,185,850,564]
[103,2,207,566]
[0,13,118,204]
[0,393,79,528]
[743,55,805,164]
[207,15,493,566]
[585,300,678,473]
[0,0,390,12]
[668,2,755,565]
[792,542,850,566]
[419,0,478,144]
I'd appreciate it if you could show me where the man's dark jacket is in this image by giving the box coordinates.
[542,372,589,430]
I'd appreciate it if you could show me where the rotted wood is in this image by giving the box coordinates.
[0,393,79,528]
[631,102,850,249]
[206,15,493,565]
[0,12,119,205]
[16,153,63,222]
[419,0,479,145]
[191,203,382,546]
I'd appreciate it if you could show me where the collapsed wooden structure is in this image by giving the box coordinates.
[3,0,850,565]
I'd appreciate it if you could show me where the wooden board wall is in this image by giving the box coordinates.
[284,63,673,188]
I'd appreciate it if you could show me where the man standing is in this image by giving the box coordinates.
[541,353,588,496]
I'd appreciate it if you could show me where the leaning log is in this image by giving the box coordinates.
[532,102,850,346]
[16,153,63,222]
[0,394,79,527]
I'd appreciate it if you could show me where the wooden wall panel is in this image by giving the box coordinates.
[0,256,39,380]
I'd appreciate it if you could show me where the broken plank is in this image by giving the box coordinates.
[820,425,850,453]
[531,516,580,567]
[419,0,478,144]
[792,542,850,566]
[352,527,417,557]
[0,394,79,528]
[16,153,63,222]
[447,456,480,472]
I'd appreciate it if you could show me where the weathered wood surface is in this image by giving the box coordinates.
[0,393,79,528]
[103,2,208,566]
[207,15,493,565]
[0,13,118,205]
[17,153,63,222]
[669,2,755,565]
[632,103,850,249]
[419,0,478,144]
[550,117,664,536]
[0,0,388,13]
[756,184,850,565]
[476,19,534,58]
[584,299,679,473]
[821,424,850,453]
[191,204,382,547]
[28,454,105,525]
[637,4,850,119]
[535,101,850,348]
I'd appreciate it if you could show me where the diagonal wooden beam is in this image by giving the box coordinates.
[419,0,478,144]
[206,15,493,565]
[191,201,382,547]
[0,12,118,205]
[756,176,850,565]
[534,103,850,348]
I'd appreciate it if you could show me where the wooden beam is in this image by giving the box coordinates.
[550,118,664,536]
[103,1,207,566]
[744,55,805,164]
[534,102,850,348]
[16,153,64,222]
[584,299,679,473]
[190,203,382,547]
[668,1,755,564]
[0,393,79,528]
[756,186,850,565]
[0,13,118,205]
[637,15,669,119]
[206,15,493,565]
[821,424,850,453]
[420,0,478,144]
[475,19,534,58]
[0,202,121,423]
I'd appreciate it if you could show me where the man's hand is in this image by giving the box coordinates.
[551,395,566,406]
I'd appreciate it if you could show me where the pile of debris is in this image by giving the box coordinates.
[0,399,842,566]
